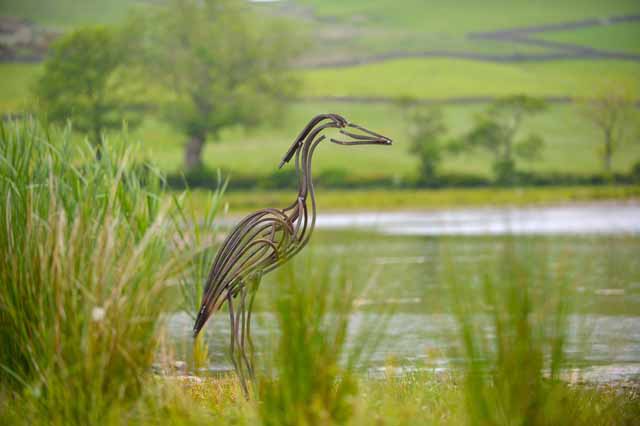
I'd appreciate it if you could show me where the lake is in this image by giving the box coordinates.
[168,202,640,384]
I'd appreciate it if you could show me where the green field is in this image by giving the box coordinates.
[136,101,640,178]
[301,59,640,99]
[293,0,640,60]
[540,21,640,53]
[300,0,640,32]
[0,0,139,28]
[1,0,640,184]
[5,59,640,107]
[4,0,637,31]
[0,64,41,113]
[2,62,639,180]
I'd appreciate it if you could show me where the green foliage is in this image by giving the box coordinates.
[35,26,145,154]
[257,263,384,426]
[405,106,447,185]
[0,119,220,424]
[580,84,637,176]
[171,171,228,372]
[457,95,547,183]
[0,119,166,422]
[447,243,640,425]
[140,0,303,169]
[449,244,569,425]
[355,372,465,425]
[173,171,228,318]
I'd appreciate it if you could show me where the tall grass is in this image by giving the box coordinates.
[171,171,228,371]
[257,261,386,426]
[448,241,638,425]
[0,119,211,424]
[450,248,567,425]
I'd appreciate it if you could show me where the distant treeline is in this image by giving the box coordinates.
[167,165,640,191]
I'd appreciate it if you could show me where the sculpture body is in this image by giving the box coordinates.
[193,113,391,393]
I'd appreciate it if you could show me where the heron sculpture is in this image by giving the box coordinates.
[192,113,392,394]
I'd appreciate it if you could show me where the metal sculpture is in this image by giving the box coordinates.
[192,113,392,394]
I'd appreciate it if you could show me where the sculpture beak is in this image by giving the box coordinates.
[330,123,392,146]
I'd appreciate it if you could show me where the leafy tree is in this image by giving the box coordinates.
[406,107,447,186]
[457,95,546,184]
[581,85,637,176]
[141,0,302,170]
[35,26,143,158]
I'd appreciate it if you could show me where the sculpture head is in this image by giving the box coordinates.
[279,113,392,168]
[329,121,393,146]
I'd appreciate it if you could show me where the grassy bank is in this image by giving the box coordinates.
[187,185,640,214]
[156,372,639,426]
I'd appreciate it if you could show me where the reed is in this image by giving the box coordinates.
[256,260,386,426]
[0,119,211,424]
[447,240,637,425]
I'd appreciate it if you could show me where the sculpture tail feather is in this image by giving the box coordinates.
[192,288,229,338]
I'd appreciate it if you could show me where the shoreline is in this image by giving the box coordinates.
[192,185,640,215]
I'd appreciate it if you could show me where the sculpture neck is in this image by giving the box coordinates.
[293,122,332,212]
[297,135,319,202]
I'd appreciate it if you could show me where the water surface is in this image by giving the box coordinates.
[173,202,640,384]
[314,202,640,236]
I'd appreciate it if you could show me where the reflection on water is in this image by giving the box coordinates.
[174,203,640,383]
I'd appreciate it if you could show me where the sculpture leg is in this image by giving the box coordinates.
[228,293,249,398]
[239,285,254,380]
[245,276,261,365]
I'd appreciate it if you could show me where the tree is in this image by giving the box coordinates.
[35,26,143,158]
[581,86,636,176]
[406,106,447,186]
[141,0,302,170]
[457,95,546,184]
